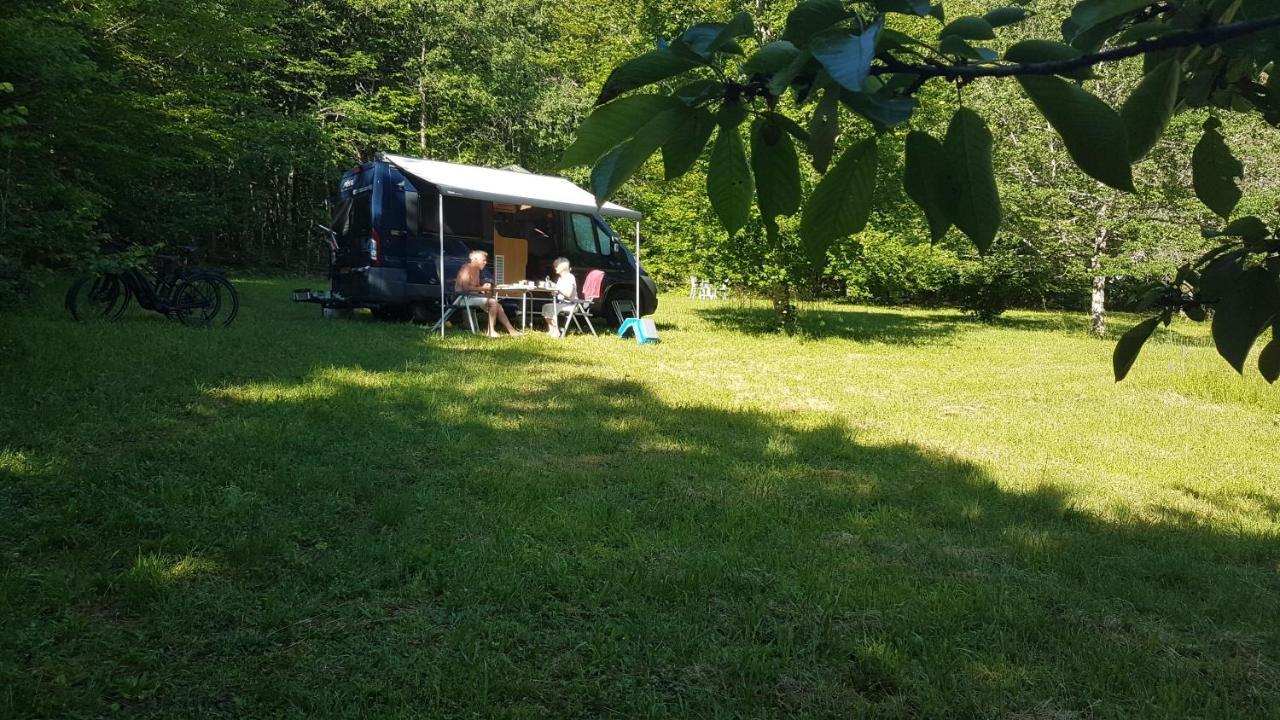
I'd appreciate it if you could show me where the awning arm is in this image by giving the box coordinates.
[439,193,445,338]
[634,221,641,320]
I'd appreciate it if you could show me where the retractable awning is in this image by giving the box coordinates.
[382,153,642,220]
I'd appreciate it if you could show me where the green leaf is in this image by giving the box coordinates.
[1211,267,1280,373]
[1017,75,1135,192]
[675,16,752,59]
[795,68,833,106]
[983,7,1030,28]
[1070,16,1129,52]
[707,124,753,235]
[941,16,995,41]
[1113,316,1161,381]
[1062,0,1153,47]
[879,28,930,51]
[591,107,690,203]
[840,87,919,132]
[673,79,724,105]
[874,0,930,16]
[1193,117,1244,220]
[661,108,716,180]
[940,35,997,62]
[811,18,883,93]
[904,131,952,243]
[760,111,810,143]
[711,12,756,51]
[1004,40,1093,80]
[783,0,850,46]
[1121,58,1181,161]
[595,51,699,105]
[1114,21,1175,45]
[751,118,803,220]
[1005,39,1080,62]
[942,108,1001,253]
[809,88,840,173]
[1259,329,1280,384]
[1197,250,1246,304]
[1218,216,1270,241]
[880,72,923,94]
[799,137,878,261]
[561,95,684,168]
[742,41,801,76]
[717,100,749,129]
[767,50,815,98]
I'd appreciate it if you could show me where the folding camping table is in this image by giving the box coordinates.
[494,284,558,331]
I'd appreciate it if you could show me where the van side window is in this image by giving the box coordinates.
[594,221,617,256]
[571,213,601,255]
[421,194,483,239]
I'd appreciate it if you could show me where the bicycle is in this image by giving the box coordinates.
[65,246,240,327]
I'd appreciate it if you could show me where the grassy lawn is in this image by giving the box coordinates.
[2,277,1278,718]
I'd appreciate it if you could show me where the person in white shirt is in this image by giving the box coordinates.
[542,257,578,337]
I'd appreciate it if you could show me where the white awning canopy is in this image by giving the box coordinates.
[383,153,641,220]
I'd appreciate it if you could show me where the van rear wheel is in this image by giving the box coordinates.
[410,302,439,325]
[371,305,410,322]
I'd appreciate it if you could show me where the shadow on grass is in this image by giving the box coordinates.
[695,302,966,345]
[2,290,1277,718]
[694,301,1218,351]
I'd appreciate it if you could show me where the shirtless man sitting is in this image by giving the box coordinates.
[455,249,522,337]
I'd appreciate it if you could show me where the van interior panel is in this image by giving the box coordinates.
[493,231,528,284]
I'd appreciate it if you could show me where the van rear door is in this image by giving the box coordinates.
[331,190,374,270]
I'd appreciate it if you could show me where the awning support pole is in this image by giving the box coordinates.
[439,193,445,339]
[634,220,641,319]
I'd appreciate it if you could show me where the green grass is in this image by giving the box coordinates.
[2,278,1278,718]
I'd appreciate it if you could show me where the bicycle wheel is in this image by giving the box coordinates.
[173,273,240,327]
[66,273,131,321]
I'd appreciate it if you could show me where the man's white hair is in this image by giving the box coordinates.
[469,249,488,261]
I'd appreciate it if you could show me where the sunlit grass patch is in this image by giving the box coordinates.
[119,553,218,601]
[0,450,37,477]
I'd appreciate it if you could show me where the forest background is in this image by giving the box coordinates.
[4,0,1278,324]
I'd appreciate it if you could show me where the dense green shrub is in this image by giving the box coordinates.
[829,231,966,305]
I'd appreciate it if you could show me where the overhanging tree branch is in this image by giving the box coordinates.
[872,15,1280,81]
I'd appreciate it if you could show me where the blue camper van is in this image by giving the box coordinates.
[296,156,658,325]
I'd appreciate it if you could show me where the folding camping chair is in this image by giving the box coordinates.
[554,269,603,337]
[432,292,488,334]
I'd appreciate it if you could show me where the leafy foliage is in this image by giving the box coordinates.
[569,0,1280,382]
[1,0,604,296]
[942,109,1002,253]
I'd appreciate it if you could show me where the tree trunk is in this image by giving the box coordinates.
[763,221,797,333]
[772,282,797,335]
[1089,225,1108,337]
[418,39,428,154]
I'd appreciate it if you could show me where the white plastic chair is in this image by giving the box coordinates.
[555,269,603,337]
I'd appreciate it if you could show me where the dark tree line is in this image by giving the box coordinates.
[0,0,616,298]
